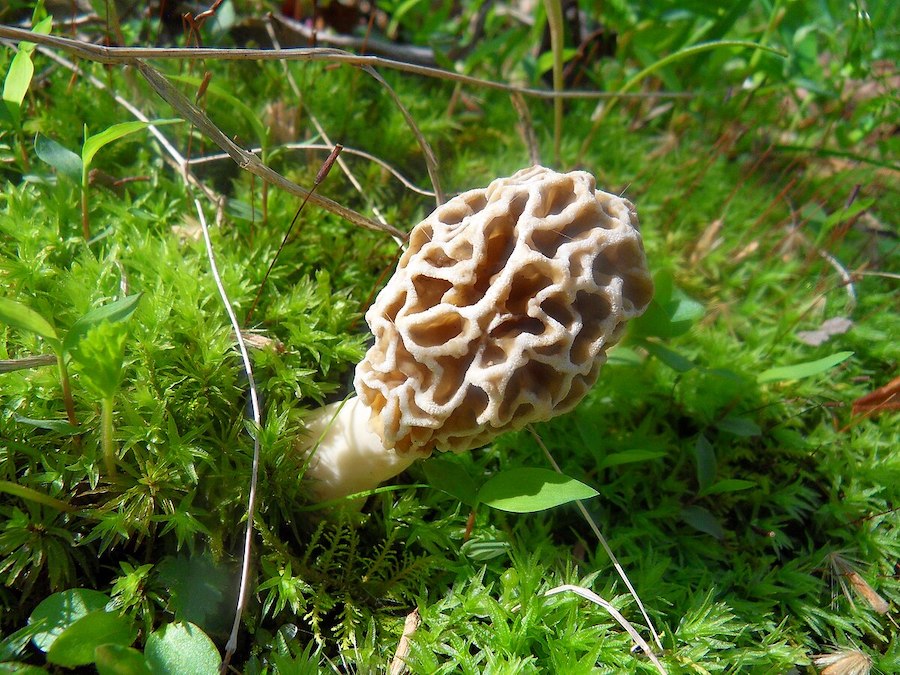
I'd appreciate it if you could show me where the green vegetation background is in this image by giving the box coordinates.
[1,0,897,672]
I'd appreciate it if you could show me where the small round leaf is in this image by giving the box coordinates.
[46,611,136,667]
[29,588,110,652]
[144,622,221,675]
[95,644,152,675]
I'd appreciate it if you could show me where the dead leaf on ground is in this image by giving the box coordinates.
[851,375,900,418]
[797,317,853,346]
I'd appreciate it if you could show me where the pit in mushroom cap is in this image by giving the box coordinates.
[355,165,654,458]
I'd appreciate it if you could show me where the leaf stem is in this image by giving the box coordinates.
[101,396,116,476]
[57,356,79,428]
[543,0,564,167]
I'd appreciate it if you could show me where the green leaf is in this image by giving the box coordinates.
[156,555,228,631]
[423,457,479,505]
[693,435,716,493]
[631,271,704,339]
[144,622,221,675]
[0,663,47,674]
[460,539,511,561]
[63,294,142,355]
[2,15,51,115]
[34,134,83,180]
[0,297,59,347]
[28,588,110,652]
[67,321,129,400]
[46,611,136,667]
[82,120,179,169]
[599,449,667,469]
[0,620,48,661]
[644,341,695,372]
[95,644,152,675]
[715,417,761,437]
[3,52,34,115]
[606,346,642,366]
[0,480,76,513]
[699,479,756,497]
[14,415,80,435]
[478,468,598,513]
[681,505,725,540]
[757,351,854,383]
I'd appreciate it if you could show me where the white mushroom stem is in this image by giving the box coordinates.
[302,397,421,502]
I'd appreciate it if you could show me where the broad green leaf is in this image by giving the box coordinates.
[47,611,136,667]
[82,118,180,170]
[144,622,221,675]
[2,16,51,112]
[34,134,83,180]
[95,644,152,675]
[681,506,725,540]
[693,435,716,493]
[423,457,478,505]
[715,417,761,437]
[29,589,111,652]
[757,351,854,383]
[599,449,666,469]
[82,121,178,169]
[478,468,598,513]
[63,294,142,355]
[631,271,704,339]
[156,555,228,632]
[699,479,756,497]
[644,341,695,372]
[3,52,34,114]
[67,322,129,400]
[0,297,59,346]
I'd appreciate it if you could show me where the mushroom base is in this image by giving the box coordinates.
[302,397,424,503]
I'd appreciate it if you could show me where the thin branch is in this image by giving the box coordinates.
[134,60,404,238]
[0,26,694,102]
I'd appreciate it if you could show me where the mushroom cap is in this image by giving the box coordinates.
[355,165,653,457]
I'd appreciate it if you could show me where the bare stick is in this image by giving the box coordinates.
[195,199,262,672]
[133,59,404,239]
[0,26,693,102]
[388,608,421,675]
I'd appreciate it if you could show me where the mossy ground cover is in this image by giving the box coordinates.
[1,1,897,672]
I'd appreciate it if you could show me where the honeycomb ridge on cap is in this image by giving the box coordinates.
[355,165,653,456]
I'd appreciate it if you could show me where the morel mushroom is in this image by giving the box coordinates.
[303,166,653,502]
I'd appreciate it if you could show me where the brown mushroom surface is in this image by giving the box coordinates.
[356,165,654,458]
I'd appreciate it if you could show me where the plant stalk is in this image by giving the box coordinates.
[101,396,116,476]
[543,0,565,167]
[57,356,78,427]
[80,183,90,239]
